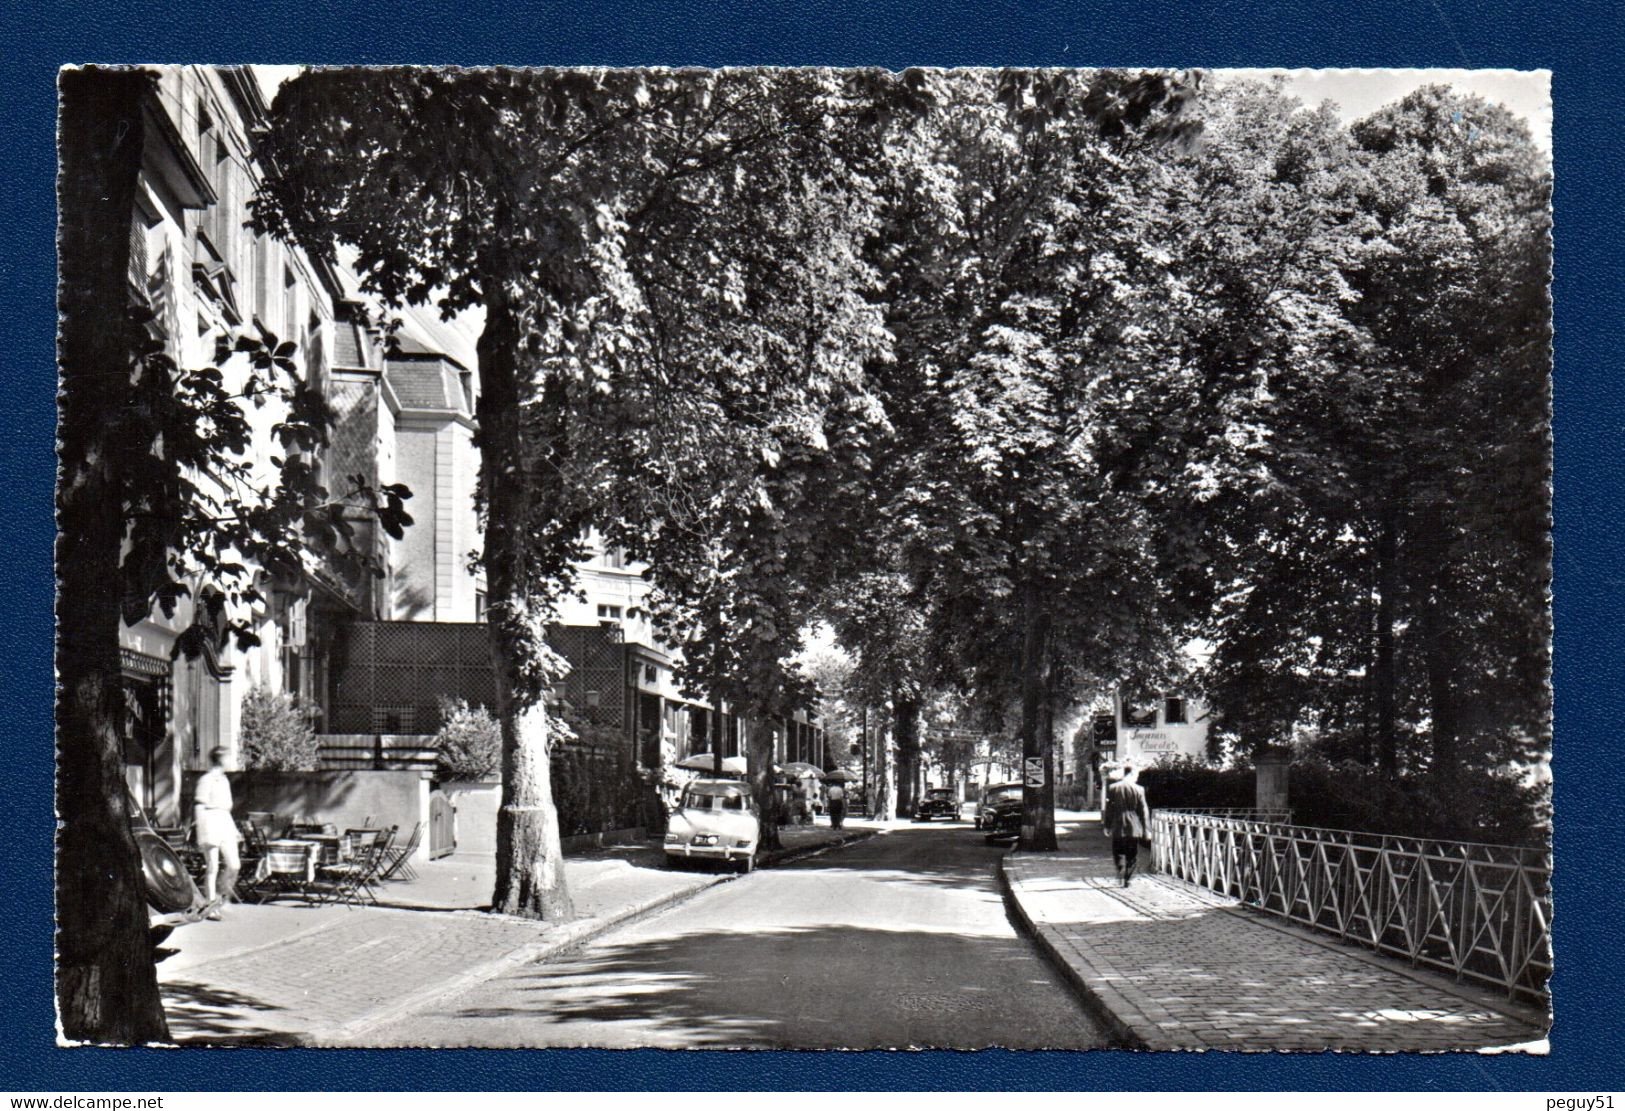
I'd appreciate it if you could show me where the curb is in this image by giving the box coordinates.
[311,875,728,1045]
[759,827,880,869]
[997,855,1164,1051]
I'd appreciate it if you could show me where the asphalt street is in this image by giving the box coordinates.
[365,819,1115,1048]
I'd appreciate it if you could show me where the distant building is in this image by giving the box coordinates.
[1115,693,1211,764]
[1081,690,1212,807]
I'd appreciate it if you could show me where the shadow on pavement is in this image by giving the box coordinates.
[409,921,1111,1049]
[161,980,304,1046]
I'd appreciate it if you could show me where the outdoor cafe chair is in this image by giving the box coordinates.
[258,840,319,903]
[245,811,285,840]
[313,834,389,907]
[344,827,384,858]
[376,821,422,883]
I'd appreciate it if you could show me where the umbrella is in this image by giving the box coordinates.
[673,753,747,776]
[778,761,824,780]
[821,768,857,782]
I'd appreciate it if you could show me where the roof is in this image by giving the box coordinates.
[331,317,372,369]
[384,352,470,413]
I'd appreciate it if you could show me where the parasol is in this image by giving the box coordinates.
[673,753,748,776]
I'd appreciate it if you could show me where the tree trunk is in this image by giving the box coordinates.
[1374,505,1400,779]
[712,699,724,777]
[745,718,782,851]
[56,67,173,1045]
[1418,505,1458,775]
[871,718,895,821]
[1019,581,1057,852]
[893,695,922,817]
[477,289,573,920]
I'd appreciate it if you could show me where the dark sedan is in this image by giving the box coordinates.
[913,788,962,822]
[978,783,1024,839]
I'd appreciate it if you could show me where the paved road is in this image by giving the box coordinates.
[366,821,1114,1048]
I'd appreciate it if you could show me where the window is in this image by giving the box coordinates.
[1123,702,1158,728]
[597,604,623,621]
[283,266,299,347]
[1164,697,1188,725]
[474,590,488,623]
[602,545,626,569]
[253,234,278,325]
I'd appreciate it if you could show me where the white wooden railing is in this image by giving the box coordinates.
[1152,810,1551,1004]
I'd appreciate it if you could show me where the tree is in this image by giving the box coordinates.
[1346,88,1552,777]
[57,68,408,1041]
[822,571,934,815]
[851,69,1208,850]
[1187,84,1551,790]
[257,67,901,899]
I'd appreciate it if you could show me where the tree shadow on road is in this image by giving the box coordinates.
[161,979,306,1046]
[369,920,1116,1050]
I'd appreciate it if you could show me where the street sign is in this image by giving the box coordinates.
[1024,757,1045,787]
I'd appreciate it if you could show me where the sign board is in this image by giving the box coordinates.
[1122,726,1208,761]
[1024,757,1046,788]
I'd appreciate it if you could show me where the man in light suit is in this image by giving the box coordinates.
[1101,761,1153,887]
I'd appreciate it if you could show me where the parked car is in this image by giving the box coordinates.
[978,783,1024,839]
[914,787,962,822]
[665,778,761,873]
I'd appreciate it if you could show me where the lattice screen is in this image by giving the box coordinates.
[326,621,498,735]
[325,620,628,737]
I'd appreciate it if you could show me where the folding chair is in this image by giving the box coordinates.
[259,841,319,903]
[246,811,284,839]
[376,821,423,882]
[314,833,389,907]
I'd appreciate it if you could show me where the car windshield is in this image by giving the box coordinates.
[682,784,750,811]
[987,787,1022,804]
[927,790,953,800]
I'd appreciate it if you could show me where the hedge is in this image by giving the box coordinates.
[1133,756,1547,847]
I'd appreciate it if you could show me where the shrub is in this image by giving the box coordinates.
[550,713,647,837]
[1127,753,1549,847]
[1287,760,1548,845]
[238,685,321,770]
[433,697,502,781]
[1135,755,1255,811]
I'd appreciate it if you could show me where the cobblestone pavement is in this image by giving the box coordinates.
[1002,823,1549,1053]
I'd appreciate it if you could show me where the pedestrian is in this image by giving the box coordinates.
[192,745,240,919]
[827,780,846,829]
[1101,761,1153,887]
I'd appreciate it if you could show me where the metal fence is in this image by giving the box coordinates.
[1155,806,1294,823]
[1152,811,1551,1004]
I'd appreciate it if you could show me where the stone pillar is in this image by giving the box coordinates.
[1255,747,1291,816]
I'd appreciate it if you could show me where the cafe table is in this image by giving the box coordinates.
[296,833,347,866]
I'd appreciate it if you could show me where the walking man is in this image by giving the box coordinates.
[1101,761,1153,887]
[193,745,240,918]
[827,780,846,829]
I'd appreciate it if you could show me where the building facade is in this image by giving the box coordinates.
[117,66,360,822]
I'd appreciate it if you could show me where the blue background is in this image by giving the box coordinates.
[5,0,1620,1092]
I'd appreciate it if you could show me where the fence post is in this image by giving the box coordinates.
[374,732,385,771]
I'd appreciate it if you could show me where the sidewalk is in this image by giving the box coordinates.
[1000,818,1549,1052]
[158,818,877,1045]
